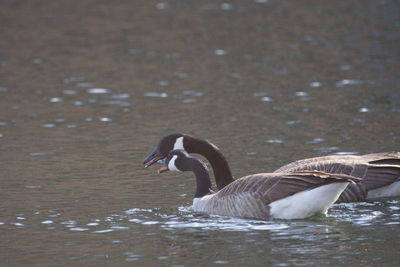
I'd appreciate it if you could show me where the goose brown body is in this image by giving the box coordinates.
[274,152,400,202]
[193,171,358,220]
[162,150,359,220]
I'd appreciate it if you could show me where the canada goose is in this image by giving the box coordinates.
[158,150,359,220]
[143,133,400,202]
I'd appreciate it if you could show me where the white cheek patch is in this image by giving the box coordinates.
[168,155,181,172]
[173,137,184,150]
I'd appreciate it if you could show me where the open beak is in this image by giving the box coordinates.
[158,165,169,174]
[143,147,165,168]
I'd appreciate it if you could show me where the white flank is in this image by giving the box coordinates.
[269,182,349,219]
[168,155,181,172]
[173,137,184,150]
[367,181,400,200]
[192,195,214,212]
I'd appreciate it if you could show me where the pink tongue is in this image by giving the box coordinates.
[158,166,169,174]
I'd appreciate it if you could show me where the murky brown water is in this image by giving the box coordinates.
[1,0,399,266]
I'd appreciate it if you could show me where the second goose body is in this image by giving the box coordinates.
[160,150,358,220]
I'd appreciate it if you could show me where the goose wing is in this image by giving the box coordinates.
[273,152,400,202]
[217,171,357,202]
[202,171,357,219]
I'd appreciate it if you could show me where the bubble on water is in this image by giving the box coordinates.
[214,49,228,56]
[182,90,203,97]
[315,147,339,153]
[12,222,25,227]
[99,118,112,122]
[221,3,233,10]
[255,0,269,3]
[0,133,3,137]
[214,260,229,264]
[61,220,77,227]
[285,120,301,125]
[125,252,141,262]
[30,152,54,156]
[111,225,130,230]
[260,96,272,102]
[32,58,42,64]
[125,208,153,214]
[41,123,56,128]
[295,91,308,97]
[0,121,8,126]
[144,92,168,98]
[0,222,4,225]
[49,97,63,103]
[41,220,54,224]
[359,107,371,113]
[266,138,283,144]
[85,117,93,122]
[104,100,131,107]
[87,222,99,226]
[182,98,197,104]
[69,227,89,232]
[0,87,9,92]
[339,65,352,71]
[111,94,129,100]
[77,82,94,88]
[336,79,364,87]
[87,88,110,94]
[25,185,41,189]
[63,89,77,95]
[16,216,25,220]
[307,138,325,144]
[142,221,159,225]
[158,256,169,260]
[333,152,359,155]
[158,81,169,86]
[66,124,77,128]
[63,77,85,84]
[92,229,114,234]
[128,218,143,223]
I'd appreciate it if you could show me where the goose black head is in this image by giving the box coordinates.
[143,133,186,168]
[158,150,191,173]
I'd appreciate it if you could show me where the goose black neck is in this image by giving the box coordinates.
[184,135,234,190]
[188,158,212,198]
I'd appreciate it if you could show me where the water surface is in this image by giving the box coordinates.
[0,0,399,266]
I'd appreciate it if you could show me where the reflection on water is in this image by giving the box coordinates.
[1,0,399,266]
[3,200,399,233]
[1,200,399,265]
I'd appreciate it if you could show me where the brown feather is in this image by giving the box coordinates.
[273,152,400,202]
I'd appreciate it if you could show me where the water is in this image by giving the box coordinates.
[1,0,399,266]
